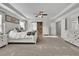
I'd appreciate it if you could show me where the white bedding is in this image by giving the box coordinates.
[8,30,37,43]
[8,30,28,39]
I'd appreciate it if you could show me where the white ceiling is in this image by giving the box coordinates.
[10,3,71,22]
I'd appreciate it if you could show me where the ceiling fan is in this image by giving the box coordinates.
[35,11,47,18]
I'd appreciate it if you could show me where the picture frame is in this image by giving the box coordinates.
[5,15,19,24]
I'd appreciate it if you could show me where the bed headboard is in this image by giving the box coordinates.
[5,22,18,34]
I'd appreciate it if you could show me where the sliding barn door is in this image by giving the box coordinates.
[37,22,43,42]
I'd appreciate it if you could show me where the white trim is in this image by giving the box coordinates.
[51,3,76,20]
[55,6,79,22]
[43,35,58,38]
[0,3,25,20]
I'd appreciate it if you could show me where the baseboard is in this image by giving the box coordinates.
[43,35,58,38]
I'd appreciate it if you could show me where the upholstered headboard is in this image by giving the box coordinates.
[5,22,18,34]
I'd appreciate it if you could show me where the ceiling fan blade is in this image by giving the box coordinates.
[35,15,38,17]
[42,14,47,16]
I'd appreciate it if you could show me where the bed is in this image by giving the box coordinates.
[8,30,37,43]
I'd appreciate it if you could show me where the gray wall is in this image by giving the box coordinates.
[43,22,57,36]
[51,23,56,36]
[5,22,18,33]
[43,22,49,35]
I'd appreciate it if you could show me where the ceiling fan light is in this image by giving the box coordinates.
[38,15,42,18]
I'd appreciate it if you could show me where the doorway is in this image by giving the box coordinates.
[56,21,61,37]
[37,22,43,41]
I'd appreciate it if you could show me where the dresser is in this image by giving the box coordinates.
[64,16,79,47]
[66,30,79,46]
[0,34,8,47]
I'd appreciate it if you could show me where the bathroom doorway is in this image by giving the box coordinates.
[56,21,61,37]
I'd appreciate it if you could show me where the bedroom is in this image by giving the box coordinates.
[1,3,79,56]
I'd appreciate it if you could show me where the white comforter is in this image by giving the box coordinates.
[8,30,28,39]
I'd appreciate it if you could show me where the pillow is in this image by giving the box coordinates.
[27,32,31,36]
[27,31,36,36]
[31,31,36,35]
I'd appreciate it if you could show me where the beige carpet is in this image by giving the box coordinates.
[0,37,79,56]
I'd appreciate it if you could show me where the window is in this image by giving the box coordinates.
[0,15,2,33]
[19,20,25,30]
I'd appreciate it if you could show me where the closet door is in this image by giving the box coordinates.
[56,21,61,37]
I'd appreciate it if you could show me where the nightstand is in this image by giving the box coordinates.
[0,34,8,47]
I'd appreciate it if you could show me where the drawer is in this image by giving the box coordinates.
[64,38,75,44]
[2,38,8,45]
[0,39,4,47]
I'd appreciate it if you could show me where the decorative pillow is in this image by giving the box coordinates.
[27,31,36,36]
[27,32,31,36]
[31,31,36,35]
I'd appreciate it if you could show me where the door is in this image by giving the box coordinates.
[56,21,61,36]
[37,22,43,42]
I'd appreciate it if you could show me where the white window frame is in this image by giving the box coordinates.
[0,14,2,33]
[19,20,26,30]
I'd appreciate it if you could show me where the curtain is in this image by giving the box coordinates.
[0,15,2,33]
